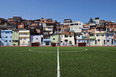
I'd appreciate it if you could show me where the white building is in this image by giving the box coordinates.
[30,35,43,45]
[19,30,30,46]
[95,27,106,46]
[42,22,55,34]
[60,33,75,46]
[63,21,83,33]
[94,18,100,25]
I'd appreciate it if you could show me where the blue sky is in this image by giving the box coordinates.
[0,0,116,23]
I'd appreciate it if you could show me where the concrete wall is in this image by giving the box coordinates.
[95,33,106,46]
[19,30,30,46]
[11,31,19,46]
[60,34,75,46]
[31,35,43,45]
[50,35,59,44]
[106,33,114,46]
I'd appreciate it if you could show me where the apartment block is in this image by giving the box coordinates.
[0,30,12,46]
[19,30,30,46]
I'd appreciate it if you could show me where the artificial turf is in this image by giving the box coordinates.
[60,47,116,77]
[0,47,57,77]
[0,47,116,77]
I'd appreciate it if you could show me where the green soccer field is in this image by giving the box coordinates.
[0,47,116,77]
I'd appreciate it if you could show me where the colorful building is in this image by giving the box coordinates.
[43,35,51,46]
[89,33,95,46]
[95,27,106,46]
[11,31,19,46]
[19,30,30,46]
[114,31,116,46]
[0,30,12,46]
[69,21,83,33]
[50,34,60,45]
[60,32,75,46]
[106,32,114,46]
[30,35,43,46]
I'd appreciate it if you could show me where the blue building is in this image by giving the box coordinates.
[0,30,12,46]
[106,32,114,46]
[114,32,116,46]
[42,36,51,46]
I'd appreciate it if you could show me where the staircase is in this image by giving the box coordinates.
[0,38,5,46]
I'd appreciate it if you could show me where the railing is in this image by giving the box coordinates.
[19,35,30,37]
[95,31,106,33]
[89,36,95,40]
[0,38,5,45]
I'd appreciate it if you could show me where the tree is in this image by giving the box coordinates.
[88,18,93,24]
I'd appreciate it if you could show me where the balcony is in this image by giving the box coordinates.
[95,30,106,33]
[19,35,30,37]
[19,30,30,33]
[82,36,87,39]
[45,28,53,31]
[89,36,95,40]
[43,39,51,42]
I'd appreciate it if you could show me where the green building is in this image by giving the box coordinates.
[11,31,19,46]
[50,35,60,45]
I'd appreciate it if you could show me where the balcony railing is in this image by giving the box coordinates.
[89,36,95,40]
[95,31,106,33]
[19,35,30,37]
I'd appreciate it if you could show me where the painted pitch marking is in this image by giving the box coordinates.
[57,47,60,77]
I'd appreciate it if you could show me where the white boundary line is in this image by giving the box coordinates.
[83,48,88,51]
[57,47,60,77]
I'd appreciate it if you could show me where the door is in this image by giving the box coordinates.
[46,42,50,45]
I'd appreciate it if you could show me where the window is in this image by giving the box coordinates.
[98,39,100,41]
[71,28,73,30]
[13,40,18,42]
[76,23,78,25]
[20,38,22,40]
[9,40,11,42]
[70,35,72,37]
[115,32,116,34]
[6,36,7,38]
[79,27,81,29]
[78,35,80,37]
[65,39,68,42]
[69,41,72,44]
[53,38,55,40]
[24,38,26,40]
[5,40,7,42]
[102,35,104,36]
[65,35,68,37]
[97,35,99,37]
[107,35,109,37]
[112,39,113,44]
[107,40,109,42]
[10,36,12,38]
[36,38,38,40]
[90,34,94,36]
[104,40,105,44]
[95,40,97,44]
[41,38,43,42]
